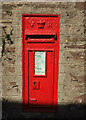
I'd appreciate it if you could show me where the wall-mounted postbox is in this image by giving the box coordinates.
[22,14,60,112]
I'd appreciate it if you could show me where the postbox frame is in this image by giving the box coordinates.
[22,14,60,112]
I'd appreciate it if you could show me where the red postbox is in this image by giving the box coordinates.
[22,14,60,112]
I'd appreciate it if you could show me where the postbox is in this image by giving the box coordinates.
[22,14,60,112]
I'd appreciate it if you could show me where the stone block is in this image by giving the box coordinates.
[5,44,15,53]
[75,2,85,11]
[2,64,22,76]
[8,66,15,73]
[64,64,84,76]
[2,95,22,103]
[65,5,84,24]
[66,35,85,43]
[2,75,22,96]
[67,25,84,36]
[3,53,15,63]
[59,49,84,65]
[2,65,15,76]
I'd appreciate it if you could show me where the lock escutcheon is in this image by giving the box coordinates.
[33,81,40,90]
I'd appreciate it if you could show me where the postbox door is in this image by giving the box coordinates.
[28,50,54,106]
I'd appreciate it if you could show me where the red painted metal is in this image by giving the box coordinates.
[22,14,60,112]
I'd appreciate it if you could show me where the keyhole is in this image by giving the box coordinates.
[33,81,36,85]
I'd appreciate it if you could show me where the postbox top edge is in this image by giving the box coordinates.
[22,14,60,18]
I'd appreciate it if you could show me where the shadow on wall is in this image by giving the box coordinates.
[2,100,86,119]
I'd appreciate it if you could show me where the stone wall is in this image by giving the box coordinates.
[1,2,85,119]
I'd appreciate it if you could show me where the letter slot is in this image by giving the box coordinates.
[25,34,57,43]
